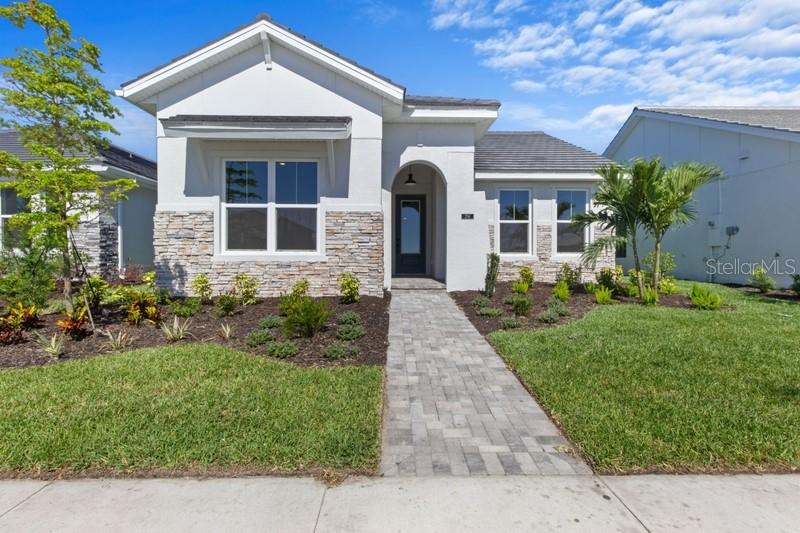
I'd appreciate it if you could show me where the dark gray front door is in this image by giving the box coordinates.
[395,195,426,275]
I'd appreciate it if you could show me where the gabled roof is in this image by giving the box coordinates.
[475,132,610,173]
[0,130,157,180]
[405,95,501,110]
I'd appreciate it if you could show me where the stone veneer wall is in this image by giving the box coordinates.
[72,212,119,279]
[495,224,614,283]
[153,210,384,297]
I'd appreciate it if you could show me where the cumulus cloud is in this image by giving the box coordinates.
[430,0,524,29]
[512,79,546,92]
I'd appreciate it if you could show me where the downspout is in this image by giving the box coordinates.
[117,199,124,277]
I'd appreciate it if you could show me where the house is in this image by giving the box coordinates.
[606,107,800,287]
[0,130,158,277]
[117,14,613,296]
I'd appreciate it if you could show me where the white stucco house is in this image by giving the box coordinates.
[0,130,157,276]
[606,107,800,287]
[116,14,613,297]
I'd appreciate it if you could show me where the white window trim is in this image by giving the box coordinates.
[553,188,592,260]
[217,158,324,260]
[497,188,533,258]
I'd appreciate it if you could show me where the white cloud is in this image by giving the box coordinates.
[599,47,640,65]
[575,10,598,29]
[431,0,515,29]
[512,79,546,92]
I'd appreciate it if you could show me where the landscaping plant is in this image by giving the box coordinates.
[500,317,520,329]
[0,240,57,308]
[484,253,500,297]
[246,328,273,347]
[141,271,157,290]
[477,306,503,317]
[510,295,531,316]
[278,279,310,316]
[104,328,134,352]
[34,332,65,358]
[56,306,89,338]
[749,266,776,294]
[282,297,331,338]
[547,297,570,317]
[0,315,24,345]
[160,316,193,342]
[519,265,534,287]
[79,275,109,312]
[190,273,212,303]
[338,272,361,304]
[472,295,491,308]
[642,287,659,306]
[596,265,624,293]
[233,273,259,305]
[557,263,581,289]
[337,322,366,341]
[690,284,722,310]
[215,293,238,317]
[594,286,613,304]
[169,297,202,318]
[124,290,161,325]
[792,274,800,296]
[337,310,362,326]
[322,342,357,360]
[511,280,529,294]
[267,339,299,358]
[658,275,679,295]
[218,323,233,340]
[583,282,598,294]
[552,280,571,302]
[6,302,40,329]
[258,315,283,330]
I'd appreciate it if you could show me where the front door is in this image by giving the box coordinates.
[395,195,426,275]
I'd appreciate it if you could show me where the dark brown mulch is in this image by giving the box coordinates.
[0,294,390,370]
[736,286,800,302]
[451,282,595,336]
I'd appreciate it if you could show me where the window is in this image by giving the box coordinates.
[615,226,627,258]
[498,190,530,254]
[221,160,319,254]
[556,190,588,254]
[0,189,27,249]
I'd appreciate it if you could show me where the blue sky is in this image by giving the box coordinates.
[2,0,800,159]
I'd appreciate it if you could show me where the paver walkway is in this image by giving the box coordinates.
[381,288,590,476]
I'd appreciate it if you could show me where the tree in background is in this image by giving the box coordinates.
[0,1,135,310]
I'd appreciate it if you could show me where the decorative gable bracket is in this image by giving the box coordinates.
[259,30,272,70]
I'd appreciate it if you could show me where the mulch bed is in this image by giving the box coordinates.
[0,294,390,370]
[736,286,800,302]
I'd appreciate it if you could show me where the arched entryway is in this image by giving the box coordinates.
[390,162,447,281]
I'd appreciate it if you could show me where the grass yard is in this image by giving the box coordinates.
[491,282,800,474]
[0,344,383,477]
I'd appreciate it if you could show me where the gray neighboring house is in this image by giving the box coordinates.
[0,130,158,277]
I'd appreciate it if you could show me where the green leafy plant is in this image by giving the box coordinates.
[538,308,559,324]
[267,340,298,359]
[79,274,109,312]
[477,306,503,317]
[124,290,161,325]
[557,263,581,288]
[233,273,259,305]
[322,342,358,360]
[219,322,233,340]
[56,306,89,338]
[0,240,58,308]
[190,273,212,303]
[596,265,624,292]
[642,287,659,306]
[5,302,40,330]
[337,310,362,326]
[258,315,283,330]
[153,287,172,305]
[594,286,613,305]
[282,297,331,337]
[552,280,571,302]
[511,280,529,294]
[337,322,365,341]
[0,315,25,345]
[500,317,521,329]
[547,297,570,317]
[169,297,202,318]
[584,282,598,294]
[215,293,238,317]
[278,279,311,316]
[141,271,156,290]
[160,316,193,342]
[625,283,639,298]
[792,274,800,296]
[644,250,676,277]
[34,332,65,358]
[519,265,534,287]
[690,284,722,310]
[750,266,776,294]
[484,253,500,297]
[658,275,679,295]
[337,272,360,304]
[510,295,531,316]
[103,328,134,352]
[472,295,491,308]
[246,328,274,347]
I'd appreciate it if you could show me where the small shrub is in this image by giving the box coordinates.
[160,316,193,342]
[169,297,202,318]
[519,265,534,287]
[104,328,134,352]
[658,275,679,295]
[642,286,659,306]
[56,307,89,338]
[484,253,500,297]
[267,340,298,359]
[500,317,521,329]
[594,286,613,305]
[477,306,503,317]
[557,263,581,288]
[219,323,234,340]
[337,310,362,326]
[0,241,58,308]
[124,290,161,325]
[596,266,624,292]
[625,283,640,298]
[80,275,109,311]
[278,279,311,316]
[215,293,238,317]
[141,271,157,289]
[6,302,40,330]
[338,272,361,304]
[191,273,212,302]
[283,297,331,337]
[503,295,515,305]
[258,315,283,329]
[337,322,365,341]
[153,287,172,305]
[792,274,800,296]
[511,280,529,294]
[246,328,274,347]
[690,284,722,310]
[510,295,531,316]
[34,332,65,359]
[552,280,571,302]
[628,269,647,289]
[0,316,24,345]
[644,251,677,275]
[538,308,559,324]
[583,282,598,294]
[547,297,570,317]
[750,266,776,293]
[322,342,358,360]
[472,295,491,308]
[234,273,259,305]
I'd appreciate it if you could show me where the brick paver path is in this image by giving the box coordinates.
[381,289,591,476]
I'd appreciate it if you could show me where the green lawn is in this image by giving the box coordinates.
[0,344,383,476]
[491,283,800,474]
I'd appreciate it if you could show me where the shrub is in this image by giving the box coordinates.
[79,275,109,311]
[215,293,238,317]
[337,311,362,326]
[246,328,274,347]
[161,316,193,342]
[642,287,659,306]
[233,273,259,305]
[552,280,571,302]
[153,287,172,305]
[538,308,559,324]
[477,306,503,317]
[267,340,298,359]
[190,273,212,302]
[658,275,679,295]
[323,342,358,360]
[338,272,361,304]
[625,283,640,298]
[337,322,365,341]
[644,251,677,275]
[510,295,531,316]
[283,297,331,337]
[104,328,134,352]
[278,279,311,316]
[511,280,529,294]
[628,268,647,289]
[750,266,776,293]
[258,315,283,329]
[6,302,40,330]
[141,271,157,290]
[547,297,570,317]
[56,307,89,338]
[472,295,491,308]
[0,241,57,308]
[169,297,202,318]
[500,317,521,329]
[484,253,500,297]
[792,274,800,296]
[583,282,598,294]
[690,284,722,310]
[0,315,24,345]
[557,263,581,288]
[594,286,613,305]
[124,290,161,325]
[34,332,65,359]
[219,323,233,340]
[519,266,534,287]
[596,266,624,292]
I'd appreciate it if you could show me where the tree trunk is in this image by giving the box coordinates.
[630,232,645,299]
[653,236,662,301]
[60,223,74,313]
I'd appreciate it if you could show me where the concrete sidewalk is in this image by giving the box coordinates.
[1,475,797,532]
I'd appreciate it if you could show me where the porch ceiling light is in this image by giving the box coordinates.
[404,172,417,186]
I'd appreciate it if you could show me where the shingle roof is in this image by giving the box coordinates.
[475,132,610,172]
[638,106,800,134]
[160,115,351,125]
[405,95,501,109]
[0,130,156,180]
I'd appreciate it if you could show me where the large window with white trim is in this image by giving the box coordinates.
[556,189,588,254]
[222,160,319,253]
[498,189,530,254]
[0,189,27,249]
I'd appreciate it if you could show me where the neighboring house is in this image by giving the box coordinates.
[606,107,800,287]
[0,130,158,277]
[117,14,613,296]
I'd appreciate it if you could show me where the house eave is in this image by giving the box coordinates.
[475,171,600,181]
